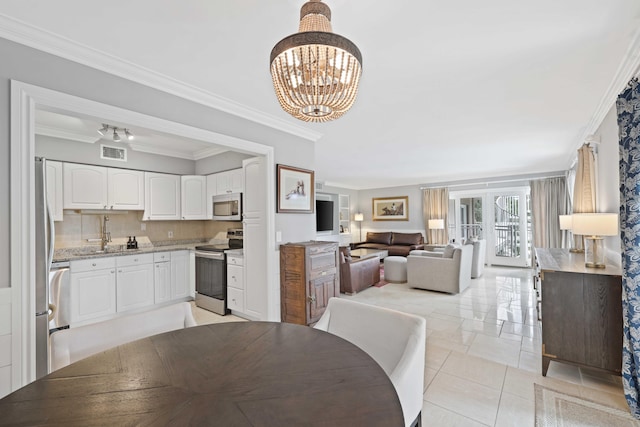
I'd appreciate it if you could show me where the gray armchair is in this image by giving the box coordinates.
[406,244,473,294]
[466,239,486,278]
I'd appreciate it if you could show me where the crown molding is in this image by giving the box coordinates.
[193,147,229,160]
[35,123,99,144]
[568,24,640,165]
[0,13,323,143]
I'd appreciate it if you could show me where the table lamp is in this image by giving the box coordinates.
[558,214,579,253]
[354,213,364,242]
[571,213,619,268]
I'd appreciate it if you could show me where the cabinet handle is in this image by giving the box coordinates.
[118,270,123,273]
[307,295,316,303]
[110,270,115,274]
[134,258,138,262]
[92,263,97,267]
[110,205,114,210]
[104,205,107,209]
[156,265,159,268]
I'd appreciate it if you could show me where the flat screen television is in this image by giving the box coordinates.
[316,200,334,232]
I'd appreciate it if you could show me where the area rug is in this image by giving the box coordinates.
[534,383,640,427]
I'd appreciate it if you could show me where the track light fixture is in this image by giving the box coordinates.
[97,124,133,142]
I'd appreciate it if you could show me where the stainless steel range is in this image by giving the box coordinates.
[194,229,243,315]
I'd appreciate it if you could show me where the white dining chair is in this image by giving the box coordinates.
[50,301,197,372]
[314,298,426,427]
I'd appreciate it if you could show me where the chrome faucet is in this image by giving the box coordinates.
[101,215,111,251]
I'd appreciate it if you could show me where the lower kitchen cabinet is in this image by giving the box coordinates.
[116,254,155,312]
[154,260,172,304]
[171,250,192,299]
[227,254,244,313]
[69,263,117,326]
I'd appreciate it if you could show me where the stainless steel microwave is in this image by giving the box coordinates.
[212,193,242,221]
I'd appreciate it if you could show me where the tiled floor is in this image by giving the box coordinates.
[192,266,627,426]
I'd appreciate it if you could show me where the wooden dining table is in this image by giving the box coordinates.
[0,321,404,426]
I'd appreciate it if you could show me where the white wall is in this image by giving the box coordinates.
[356,185,425,239]
[593,105,622,264]
[195,151,253,175]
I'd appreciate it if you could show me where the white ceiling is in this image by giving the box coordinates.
[2,0,640,189]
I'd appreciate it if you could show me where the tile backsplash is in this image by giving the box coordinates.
[54,211,240,249]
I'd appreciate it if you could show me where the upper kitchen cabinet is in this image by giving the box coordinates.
[206,174,216,219]
[107,168,144,210]
[45,160,63,221]
[63,163,144,211]
[143,172,181,220]
[181,175,207,220]
[63,163,108,209]
[216,168,244,195]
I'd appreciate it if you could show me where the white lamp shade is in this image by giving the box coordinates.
[354,213,364,222]
[428,219,445,230]
[571,213,618,236]
[559,215,573,230]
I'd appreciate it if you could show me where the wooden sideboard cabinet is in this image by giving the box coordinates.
[280,241,340,326]
[535,248,622,376]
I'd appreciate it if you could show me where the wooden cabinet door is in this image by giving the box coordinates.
[63,163,108,209]
[181,175,207,219]
[307,274,338,324]
[70,268,116,326]
[541,271,585,364]
[108,168,144,210]
[143,172,181,220]
[154,261,172,303]
[116,263,155,312]
[171,250,191,299]
[584,274,623,372]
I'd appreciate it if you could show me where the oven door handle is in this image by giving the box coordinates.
[195,251,225,261]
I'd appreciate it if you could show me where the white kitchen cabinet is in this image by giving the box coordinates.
[143,172,181,220]
[181,175,207,220]
[154,261,172,304]
[216,168,244,195]
[227,254,244,313]
[116,254,155,312]
[242,157,268,320]
[63,163,108,209]
[206,174,216,219]
[45,160,63,221]
[69,257,117,326]
[171,250,191,299]
[107,168,144,210]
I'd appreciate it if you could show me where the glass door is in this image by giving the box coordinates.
[487,190,530,267]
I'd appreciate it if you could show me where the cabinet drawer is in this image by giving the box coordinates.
[71,257,116,273]
[227,255,244,266]
[227,264,244,290]
[309,267,336,281]
[117,253,154,267]
[309,244,336,255]
[227,287,244,312]
[154,252,171,262]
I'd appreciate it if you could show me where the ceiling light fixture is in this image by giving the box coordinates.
[96,124,133,142]
[270,0,363,122]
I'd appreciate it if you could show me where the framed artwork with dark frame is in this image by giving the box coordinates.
[372,196,409,221]
[276,164,315,213]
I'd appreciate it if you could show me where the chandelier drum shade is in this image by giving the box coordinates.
[270,0,362,122]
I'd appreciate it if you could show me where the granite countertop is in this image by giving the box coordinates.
[53,239,221,262]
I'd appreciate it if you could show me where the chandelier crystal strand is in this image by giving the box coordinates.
[270,0,362,122]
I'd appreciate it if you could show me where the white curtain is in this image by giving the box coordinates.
[530,177,570,249]
[423,188,449,244]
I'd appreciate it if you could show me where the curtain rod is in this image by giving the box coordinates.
[420,172,566,189]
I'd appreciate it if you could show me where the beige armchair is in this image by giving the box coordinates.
[407,244,473,294]
[466,239,486,278]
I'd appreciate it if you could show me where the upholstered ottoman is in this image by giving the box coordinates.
[384,256,407,283]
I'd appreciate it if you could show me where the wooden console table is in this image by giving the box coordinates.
[535,248,622,376]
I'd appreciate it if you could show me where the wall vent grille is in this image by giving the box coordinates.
[100,144,127,162]
[315,181,324,191]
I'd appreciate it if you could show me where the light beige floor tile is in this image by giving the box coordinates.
[424,367,438,391]
[468,334,521,367]
[440,351,507,391]
[495,392,535,427]
[421,402,489,427]
[545,360,582,385]
[425,371,501,426]
[518,350,541,373]
[425,315,464,332]
[425,344,452,370]
[459,318,503,337]
[502,366,579,401]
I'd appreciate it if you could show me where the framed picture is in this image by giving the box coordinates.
[276,164,314,213]
[372,196,409,221]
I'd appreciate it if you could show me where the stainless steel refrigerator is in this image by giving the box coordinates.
[35,157,55,379]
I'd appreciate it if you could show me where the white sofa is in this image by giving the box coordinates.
[407,244,473,294]
[50,302,197,372]
[314,298,426,427]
